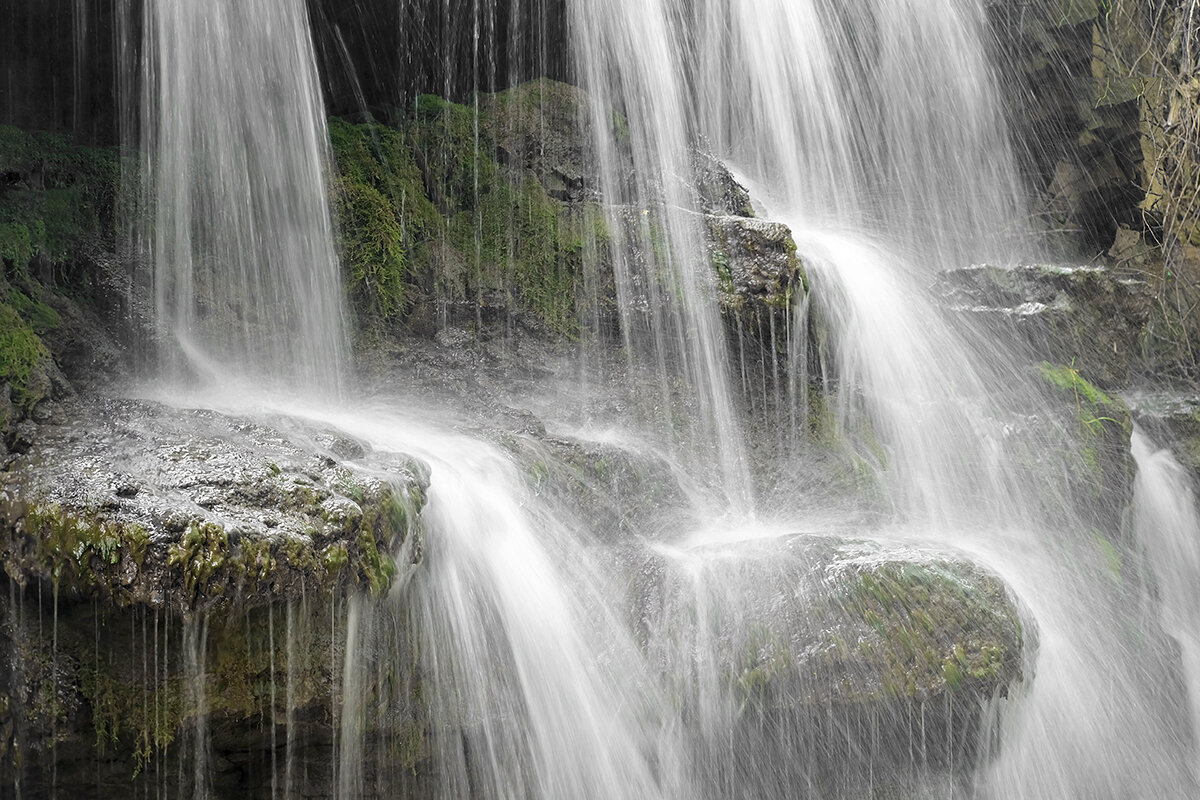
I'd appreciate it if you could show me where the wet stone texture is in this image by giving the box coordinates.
[935,264,1151,389]
[0,396,428,615]
[706,215,805,316]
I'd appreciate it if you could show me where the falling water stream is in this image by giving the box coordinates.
[135,0,348,392]
[111,0,1200,796]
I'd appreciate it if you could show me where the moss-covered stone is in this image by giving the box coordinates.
[823,560,1021,703]
[638,534,1025,783]
[0,125,121,274]
[1023,360,1136,531]
[0,303,51,412]
[0,398,429,613]
[329,82,618,341]
[1037,360,1131,436]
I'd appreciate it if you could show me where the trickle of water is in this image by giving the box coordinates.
[1131,429,1200,775]
[182,616,212,800]
[284,597,300,800]
[134,0,347,392]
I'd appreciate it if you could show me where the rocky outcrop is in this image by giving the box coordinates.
[691,149,755,219]
[706,216,803,315]
[990,0,1200,379]
[1,397,427,613]
[0,397,430,798]
[989,0,1145,258]
[1129,390,1200,480]
[502,431,694,542]
[935,263,1151,388]
[330,79,800,344]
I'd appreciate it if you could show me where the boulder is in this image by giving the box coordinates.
[0,396,432,797]
[706,215,804,315]
[635,533,1025,795]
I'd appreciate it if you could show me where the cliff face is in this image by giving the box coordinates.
[990,0,1200,377]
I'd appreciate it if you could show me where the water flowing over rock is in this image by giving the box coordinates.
[5,0,1200,797]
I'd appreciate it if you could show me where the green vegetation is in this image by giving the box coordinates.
[0,125,122,424]
[1037,360,1127,434]
[10,476,422,611]
[328,82,609,339]
[1037,361,1133,498]
[0,303,49,411]
[0,125,120,275]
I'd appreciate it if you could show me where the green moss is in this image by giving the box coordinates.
[75,600,340,778]
[1095,533,1123,579]
[0,222,34,272]
[323,542,349,572]
[80,666,187,773]
[328,118,441,326]
[0,303,48,410]
[735,623,794,700]
[8,289,61,332]
[330,85,611,339]
[1037,361,1129,436]
[19,503,153,597]
[0,126,120,273]
[832,561,1021,701]
[167,522,229,602]
[358,525,397,596]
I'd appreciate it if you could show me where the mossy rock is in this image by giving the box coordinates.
[500,428,694,543]
[0,125,120,274]
[704,215,804,314]
[638,534,1024,777]
[1003,361,1136,533]
[0,397,429,614]
[0,302,52,414]
[934,264,1150,389]
[329,83,612,339]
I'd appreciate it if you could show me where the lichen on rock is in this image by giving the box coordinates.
[0,397,428,613]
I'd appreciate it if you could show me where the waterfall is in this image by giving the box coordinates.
[65,0,1200,797]
[134,0,347,392]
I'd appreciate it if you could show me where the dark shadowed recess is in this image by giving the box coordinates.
[0,0,570,146]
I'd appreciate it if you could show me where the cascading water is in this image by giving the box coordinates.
[303,408,693,800]
[570,0,754,511]
[563,0,1200,797]
[134,0,347,391]
[77,0,1200,797]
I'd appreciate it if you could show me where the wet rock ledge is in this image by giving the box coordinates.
[0,396,428,615]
